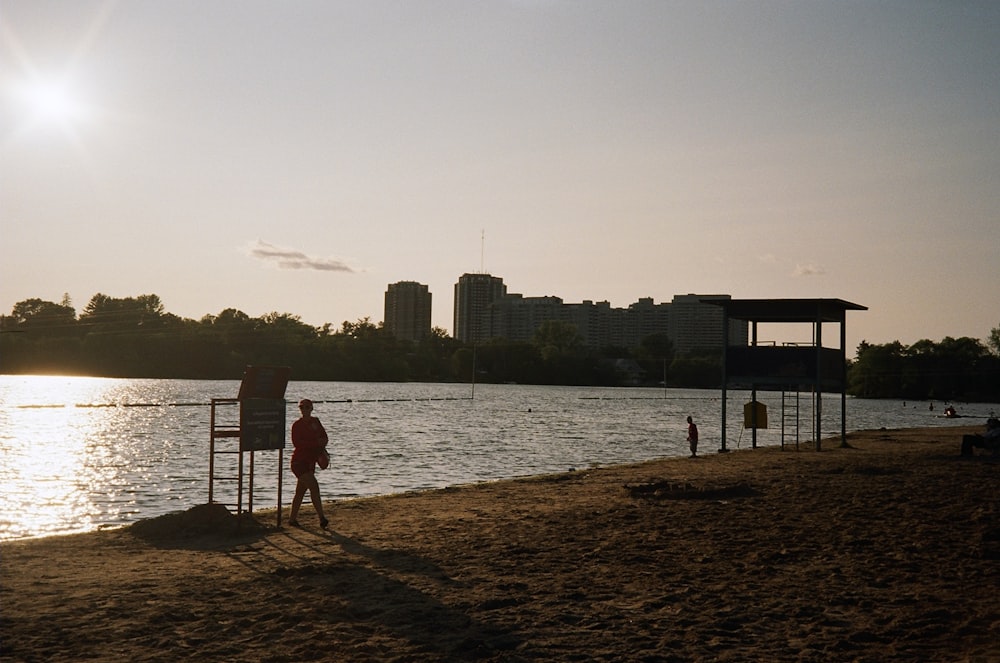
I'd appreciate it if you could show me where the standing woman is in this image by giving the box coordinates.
[289,398,329,529]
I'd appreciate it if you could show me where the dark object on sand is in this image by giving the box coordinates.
[961,417,1000,456]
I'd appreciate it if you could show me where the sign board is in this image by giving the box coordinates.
[237,365,291,400]
[240,398,286,451]
[743,400,768,429]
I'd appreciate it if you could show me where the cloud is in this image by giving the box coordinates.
[247,240,355,273]
[792,262,826,277]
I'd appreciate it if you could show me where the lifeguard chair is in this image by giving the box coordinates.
[209,365,291,524]
[703,298,866,452]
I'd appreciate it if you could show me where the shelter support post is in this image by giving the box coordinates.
[814,310,823,452]
[840,319,848,447]
[720,311,729,452]
[750,322,758,449]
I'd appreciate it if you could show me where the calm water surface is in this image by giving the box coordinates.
[1,376,995,541]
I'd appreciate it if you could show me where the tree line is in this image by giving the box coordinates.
[0,293,694,386]
[848,333,1000,402]
[2,293,998,401]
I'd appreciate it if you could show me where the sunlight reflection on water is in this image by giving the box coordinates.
[0,376,995,541]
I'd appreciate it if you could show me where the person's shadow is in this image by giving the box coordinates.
[129,504,524,658]
[233,525,524,660]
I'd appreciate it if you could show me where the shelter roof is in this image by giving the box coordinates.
[702,298,867,323]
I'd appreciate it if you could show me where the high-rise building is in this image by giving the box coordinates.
[564,300,614,347]
[487,294,565,343]
[384,281,432,342]
[668,294,748,355]
[453,273,506,343]
[449,273,747,354]
[624,297,670,349]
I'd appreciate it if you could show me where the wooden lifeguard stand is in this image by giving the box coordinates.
[209,366,291,524]
[705,298,866,452]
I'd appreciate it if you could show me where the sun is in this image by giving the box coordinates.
[12,76,89,130]
[23,79,81,121]
[2,3,111,141]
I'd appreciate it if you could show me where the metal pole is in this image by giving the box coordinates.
[815,310,823,452]
[781,391,786,451]
[209,400,217,503]
[248,450,254,513]
[751,322,758,449]
[720,309,729,452]
[796,389,801,451]
[277,448,283,527]
[840,317,848,447]
[471,344,477,400]
[237,443,244,516]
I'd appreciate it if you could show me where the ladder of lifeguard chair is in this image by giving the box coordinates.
[781,389,800,451]
[209,398,243,514]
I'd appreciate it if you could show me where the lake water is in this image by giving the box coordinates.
[1,376,995,541]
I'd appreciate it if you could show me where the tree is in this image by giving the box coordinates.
[633,332,674,386]
[79,293,166,329]
[987,325,1000,356]
[257,312,320,340]
[848,341,905,398]
[931,336,988,400]
[666,347,721,388]
[9,298,76,330]
[475,338,542,384]
[409,327,462,381]
[330,317,407,381]
[637,333,673,362]
[338,317,381,339]
[533,320,582,361]
[847,337,996,400]
[2,298,81,373]
[530,321,608,385]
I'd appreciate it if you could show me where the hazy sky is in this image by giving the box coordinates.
[3,1,998,354]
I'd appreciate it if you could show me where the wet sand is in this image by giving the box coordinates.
[1,426,998,662]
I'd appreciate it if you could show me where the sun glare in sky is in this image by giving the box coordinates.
[10,75,89,134]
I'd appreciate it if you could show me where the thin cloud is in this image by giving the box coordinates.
[759,253,826,277]
[792,262,826,277]
[247,240,355,273]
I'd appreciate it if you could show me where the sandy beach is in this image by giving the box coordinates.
[2,425,998,662]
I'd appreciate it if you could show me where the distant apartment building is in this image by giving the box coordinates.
[624,298,671,348]
[564,300,615,347]
[668,294,748,355]
[485,294,671,349]
[486,294,566,343]
[453,273,507,343]
[450,273,747,354]
[384,281,432,342]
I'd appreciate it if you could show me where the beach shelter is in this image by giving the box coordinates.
[704,298,867,452]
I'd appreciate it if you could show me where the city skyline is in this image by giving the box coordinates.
[3,2,998,358]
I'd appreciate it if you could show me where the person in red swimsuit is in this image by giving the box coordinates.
[288,399,329,529]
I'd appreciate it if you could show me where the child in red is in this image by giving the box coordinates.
[686,416,699,458]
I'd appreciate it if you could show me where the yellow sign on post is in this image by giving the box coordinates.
[744,401,768,429]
